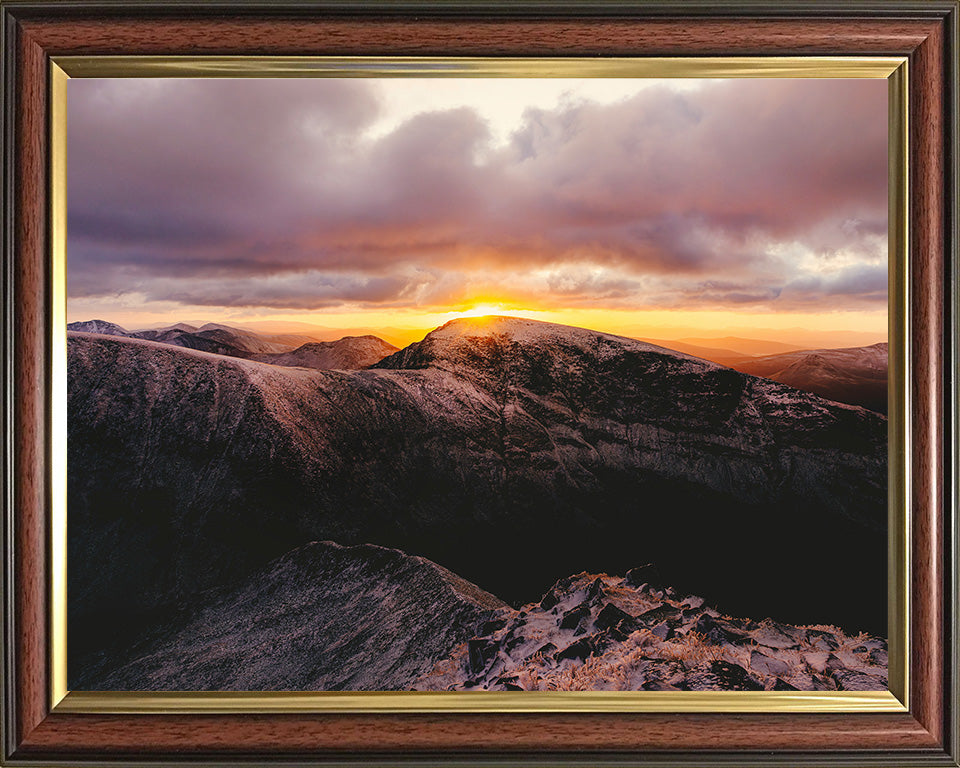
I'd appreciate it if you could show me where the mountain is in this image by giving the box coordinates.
[72,541,505,691]
[155,322,198,333]
[633,335,888,413]
[253,336,399,370]
[67,319,128,336]
[192,323,318,354]
[69,320,270,357]
[238,320,423,348]
[129,327,255,359]
[726,343,888,414]
[67,317,887,684]
[74,545,884,692]
[674,336,806,357]
[636,338,754,367]
[138,324,295,355]
[416,569,887,692]
[70,319,394,369]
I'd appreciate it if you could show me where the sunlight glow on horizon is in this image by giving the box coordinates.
[67,295,888,351]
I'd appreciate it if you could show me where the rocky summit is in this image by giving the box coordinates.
[67,316,888,687]
[415,570,888,692]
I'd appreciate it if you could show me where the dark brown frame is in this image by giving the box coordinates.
[1,2,957,765]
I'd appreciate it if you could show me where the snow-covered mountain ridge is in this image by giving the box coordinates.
[378,315,719,372]
[67,319,128,336]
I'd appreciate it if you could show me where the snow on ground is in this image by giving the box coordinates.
[421,316,724,368]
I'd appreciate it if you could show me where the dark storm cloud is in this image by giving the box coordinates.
[68,77,887,311]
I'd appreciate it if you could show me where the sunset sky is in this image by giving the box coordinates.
[67,77,888,348]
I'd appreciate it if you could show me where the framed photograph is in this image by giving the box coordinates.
[2,2,957,766]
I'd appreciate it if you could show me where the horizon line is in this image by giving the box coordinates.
[66,313,889,355]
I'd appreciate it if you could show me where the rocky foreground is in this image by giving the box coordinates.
[73,541,886,692]
[415,569,887,692]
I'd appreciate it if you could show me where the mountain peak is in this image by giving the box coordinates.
[378,315,711,374]
[156,322,198,333]
[434,314,543,332]
[255,335,398,370]
[432,315,624,343]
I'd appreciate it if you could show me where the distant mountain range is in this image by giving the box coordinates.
[67,318,129,336]
[638,336,806,364]
[67,316,887,689]
[254,337,399,370]
[726,343,888,414]
[637,336,887,413]
[67,319,398,370]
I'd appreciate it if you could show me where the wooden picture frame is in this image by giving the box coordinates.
[1,1,957,765]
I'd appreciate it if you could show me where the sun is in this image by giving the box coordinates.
[454,303,505,319]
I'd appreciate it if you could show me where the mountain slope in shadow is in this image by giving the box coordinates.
[73,540,505,691]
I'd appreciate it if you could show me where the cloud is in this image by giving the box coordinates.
[67,77,887,313]
[780,264,889,304]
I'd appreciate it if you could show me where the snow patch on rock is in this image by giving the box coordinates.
[414,571,887,692]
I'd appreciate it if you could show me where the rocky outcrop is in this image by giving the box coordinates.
[74,541,505,691]
[67,317,887,686]
[415,571,887,692]
[253,336,398,370]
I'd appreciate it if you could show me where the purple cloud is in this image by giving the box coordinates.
[67,77,887,312]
